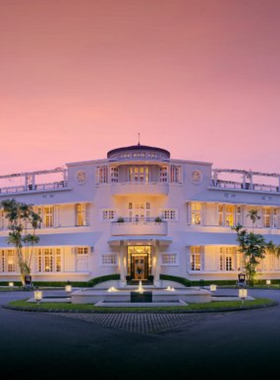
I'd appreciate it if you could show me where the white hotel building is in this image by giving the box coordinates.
[1,143,280,285]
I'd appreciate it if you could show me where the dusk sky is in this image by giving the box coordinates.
[1,0,280,175]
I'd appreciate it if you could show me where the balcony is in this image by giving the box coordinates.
[210,180,280,193]
[111,182,169,196]
[0,167,68,196]
[0,181,68,195]
[111,218,168,236]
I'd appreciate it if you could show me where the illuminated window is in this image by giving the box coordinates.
[44,207,53,228]
[37,248,62,272]
[7,250,16,272]
[191,247,201,271]
[0,211,6,230]
[76,204,89,226]
[0,250,17,273]
[219,247,235,271]
[263,208,271,228]
[191,203,202,225]
[225,206,234,226]
[128,202,151,222]
[218,205,224,226]
[128,167,149,183]
[77,247,89,255]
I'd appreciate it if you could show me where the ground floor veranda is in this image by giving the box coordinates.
[1,235,280,283]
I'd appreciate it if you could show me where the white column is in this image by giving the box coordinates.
[186,246,191,272]
[32,174,36,190]
[234,247,238,271]
[63,170,67,186]
[153,241,161,287]
[202,203,207,226]
[187,202,192,225]
[119,241,126,287]
[24,175,28,191]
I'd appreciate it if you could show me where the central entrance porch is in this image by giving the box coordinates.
[127,246,152,281]
[108,235,172,287]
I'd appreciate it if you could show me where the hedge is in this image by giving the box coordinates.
[0,274,121,288]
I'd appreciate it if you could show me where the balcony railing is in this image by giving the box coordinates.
[210,180,280,193]
[111,217,168,236]
[111,181,169,196]
[0,181,68,195]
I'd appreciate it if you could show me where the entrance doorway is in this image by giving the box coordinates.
[127,246,151,280]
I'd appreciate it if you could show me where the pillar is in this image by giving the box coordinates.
[119,241,126,287]
[153,240,161,287]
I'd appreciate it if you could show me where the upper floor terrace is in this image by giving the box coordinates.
[0,167,68,196]
[210,168,280,194]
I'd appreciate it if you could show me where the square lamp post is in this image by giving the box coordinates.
[239,288,248,305]
[65,285,72,294]
[266,280,271,287]
[34,290,43,305]
[210,284,217,292]
[9,282,14,290]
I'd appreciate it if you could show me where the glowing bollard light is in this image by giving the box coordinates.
[210,284,217,292]
[9,282,14,290]
[108,287,118,292]
[34,290,43,305]
[239,288,248,305]
[166,286,175,292]
[266,280,271,287]
[65,285,72,294]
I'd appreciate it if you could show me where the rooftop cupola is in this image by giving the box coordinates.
[107,143,170,161]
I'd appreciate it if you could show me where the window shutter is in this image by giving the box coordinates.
[53,206,60,227]
[186,247,191,271]
[200,246,205,271]
[85,203,90,226]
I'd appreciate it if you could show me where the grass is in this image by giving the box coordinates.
[6,297,276,314]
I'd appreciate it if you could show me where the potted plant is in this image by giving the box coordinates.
[155,216,162,223]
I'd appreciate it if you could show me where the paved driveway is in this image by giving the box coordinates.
[1,288,280,378]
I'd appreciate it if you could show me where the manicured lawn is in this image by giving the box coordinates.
[7,297,276,313]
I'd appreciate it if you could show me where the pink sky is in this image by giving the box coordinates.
[1,0,280,175]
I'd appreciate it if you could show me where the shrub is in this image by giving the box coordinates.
[160,274,192,287]
[155,216,162,223]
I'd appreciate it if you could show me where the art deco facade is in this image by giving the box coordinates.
[1,143,280,284]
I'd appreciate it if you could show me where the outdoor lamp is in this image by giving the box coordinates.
[266,280,271,286]
[210,284,217,292]
[65,285,72,293]
[239,288,248,305]
[34,290,43,305]
[8,282,14,289]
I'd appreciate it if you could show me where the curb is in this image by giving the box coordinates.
[3,301,278,314]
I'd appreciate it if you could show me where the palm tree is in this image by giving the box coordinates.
[1,199,41,286]
[247,209,261,231]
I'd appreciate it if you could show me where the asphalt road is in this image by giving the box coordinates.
[1,288,280,379]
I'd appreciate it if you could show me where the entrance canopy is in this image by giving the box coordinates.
[108,235,172,246]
